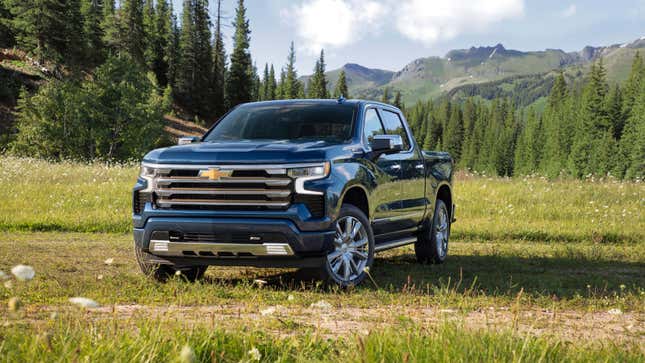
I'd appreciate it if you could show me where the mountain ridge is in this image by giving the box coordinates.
[302,36,645,105]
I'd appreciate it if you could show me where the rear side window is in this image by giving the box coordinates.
[380,110,411,150]
[363,108,385,144]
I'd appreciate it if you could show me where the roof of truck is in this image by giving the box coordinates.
[238,99,400,110]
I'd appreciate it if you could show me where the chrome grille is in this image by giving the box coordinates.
[151,165,293,210]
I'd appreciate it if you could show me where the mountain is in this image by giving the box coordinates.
[303,37,645,106]
[300,63,393,96]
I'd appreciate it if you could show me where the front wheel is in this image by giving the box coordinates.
[134,246,207,282]
[320,204,375,287]
[415,199,450,264]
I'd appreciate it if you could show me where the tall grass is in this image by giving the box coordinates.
[1,318,641,362]
[0,157,643,243]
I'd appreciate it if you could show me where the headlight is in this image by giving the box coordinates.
[140,165,156,178]
[288,162,330,195]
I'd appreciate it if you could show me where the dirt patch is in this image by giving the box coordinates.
[30,303,644,346]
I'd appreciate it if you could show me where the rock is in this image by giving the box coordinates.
[69,297,100,309]
[310,300,332,309]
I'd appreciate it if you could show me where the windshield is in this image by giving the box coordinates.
[203,102,356,143]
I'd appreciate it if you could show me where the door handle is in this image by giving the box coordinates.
[389,164,401,170]
[415,164,424,170]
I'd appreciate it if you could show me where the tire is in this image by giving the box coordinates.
[415,199,450,264]
[134,246,207,282]
[320,204,375,287]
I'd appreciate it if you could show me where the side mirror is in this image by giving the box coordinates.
[178,136,199,145]
[370,134,403,154]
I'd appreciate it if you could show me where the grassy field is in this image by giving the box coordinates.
[0,157,643,361]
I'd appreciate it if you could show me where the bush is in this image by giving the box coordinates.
[10,56,170,161]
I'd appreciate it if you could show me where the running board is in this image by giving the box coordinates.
[374,236,417,252]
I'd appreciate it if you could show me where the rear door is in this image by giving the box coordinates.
[379,108,426,230]
[361,107,403,235]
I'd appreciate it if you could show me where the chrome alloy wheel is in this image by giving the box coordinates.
[435,204,449,258]
[327,216,370,283]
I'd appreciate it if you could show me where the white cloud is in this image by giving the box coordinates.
[282,0,524,51]
[394,0,525,45]
[560,4,577,18]
[282,0,386,54]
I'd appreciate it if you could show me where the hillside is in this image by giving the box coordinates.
[306,37,645,106]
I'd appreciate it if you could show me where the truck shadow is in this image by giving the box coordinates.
[204,253,644,299]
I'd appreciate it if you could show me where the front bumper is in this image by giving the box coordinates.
[134,216,336,268]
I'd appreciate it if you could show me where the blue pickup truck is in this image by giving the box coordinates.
[133,99,455,287]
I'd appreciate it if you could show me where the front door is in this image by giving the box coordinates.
[361,107,402,236]
[379,108,426,231]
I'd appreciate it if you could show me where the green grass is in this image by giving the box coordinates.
[0,157,643,361]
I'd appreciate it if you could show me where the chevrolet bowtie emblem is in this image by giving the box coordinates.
[199,168,232,181]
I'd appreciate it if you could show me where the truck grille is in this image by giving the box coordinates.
[152,165,293,211]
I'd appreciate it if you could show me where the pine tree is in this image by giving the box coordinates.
[0,0,15,47]
[393,91,403,110]
[622,51,643,117]
[333,69,349,98]
[165,9,180,89]
[81,0,105,66]
[211,0,226,115]
[514,108,542,175]
[381,87,390,104]
[606,84,624,139]
[226,0,253,107]
[619,81,645,179]
[101,0,120,54]
[540,72,570,177]
[281,42,302,99]
[267,64,277,100]
[176,0,196,109]
[308,50,329,99]
[7,0,84,65]
[120,0,146,65]
[442,103,463,162]
[192,0,213,116]
[569,59,610,177]
[149,0,172,87]
[142,0,155,66]
[276,67,286,99]
[260,63,270,101]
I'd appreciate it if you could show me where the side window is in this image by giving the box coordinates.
[363,108,385,144]
[380,110,411,150]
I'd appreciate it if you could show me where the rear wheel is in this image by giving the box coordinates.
[415,199,450,264]
[134,246,207,282]
[320,204,374,287]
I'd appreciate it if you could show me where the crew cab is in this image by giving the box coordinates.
[133,99,455,287]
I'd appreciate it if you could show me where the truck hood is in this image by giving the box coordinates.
[143,140,341,165]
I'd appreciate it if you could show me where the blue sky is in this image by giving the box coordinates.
[172,0,645,75]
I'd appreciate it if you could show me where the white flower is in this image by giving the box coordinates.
[253,279,267,287]
[260,306,276,316]
[104,258,114,265]
[310,300,332,309]
[287,294,295,301]
[608,308,622,315]
[69,297,100,309]
[11,265,35,281]
[0,271,8,280]
[175,270,182,276]
[179,345,196,363]
[248,347,261,361]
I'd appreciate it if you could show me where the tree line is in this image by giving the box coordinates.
[405,55,644,180]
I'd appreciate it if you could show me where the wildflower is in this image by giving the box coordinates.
[11,265,35,281]
[179,345,196,363]
[253,279,267,287]
[104,258,114,265]
[248,347,262,362]
[97,274,104,280]
[310,300,332,309]
[8,297,20,312]
[607,308,622,315]
[287,294,295,301]
[69,297,100,309]
[175,270,182,276]
[620,284,626,290]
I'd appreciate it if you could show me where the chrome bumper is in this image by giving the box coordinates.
[149,240,295,257]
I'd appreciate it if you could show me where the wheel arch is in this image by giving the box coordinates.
[339,185,370,220]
